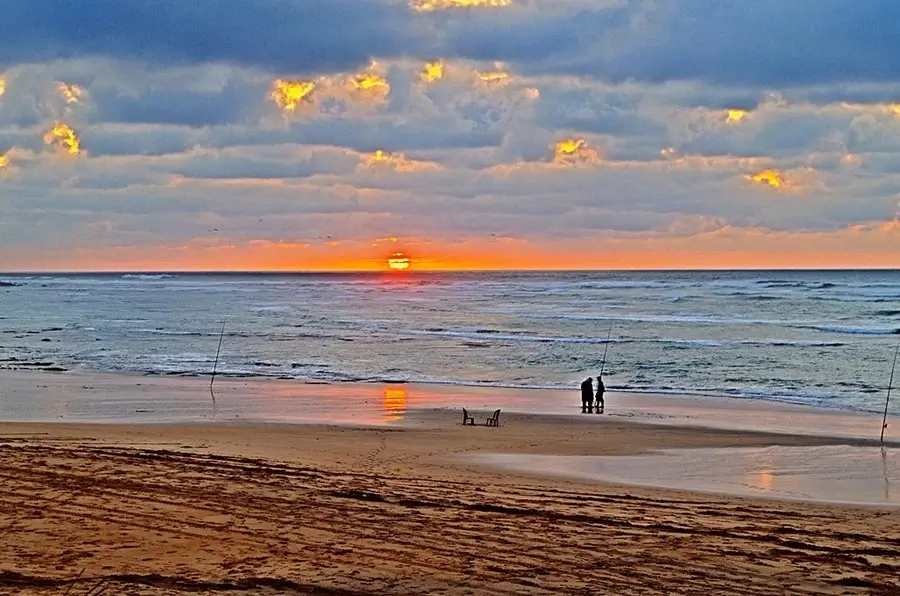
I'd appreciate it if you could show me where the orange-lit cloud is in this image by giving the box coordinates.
[410,0,512,12]
[421,61,444,83]
[57,81,84,104]
[476,69,511,85]
[744,169,784,189]
[552,138,602,164]
[555,138,585,156]
[270,79,316,112]
[522,87,540,100]
[352,72,389,93]
[725,108,747,124]
[0,76,5,98]
[43,122,81,155]
[883,104,900,117]
[841,153,862,166]
[743,167,821,192]
[361,149,442,172]
[0,152,9,170]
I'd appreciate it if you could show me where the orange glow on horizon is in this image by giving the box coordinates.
[0,153,9,169]
[3,225,898,272]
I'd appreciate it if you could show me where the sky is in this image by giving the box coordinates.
[1,0,899,271]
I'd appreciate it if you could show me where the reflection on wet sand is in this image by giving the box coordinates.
[744,448,774,491]
[476,445,900,507]
[383,385,407,422]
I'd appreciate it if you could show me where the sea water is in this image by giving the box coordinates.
[1,270,898,416]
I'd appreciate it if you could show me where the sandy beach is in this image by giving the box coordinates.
[1,372,899,595]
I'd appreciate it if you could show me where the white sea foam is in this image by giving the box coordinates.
[120,273,177,280]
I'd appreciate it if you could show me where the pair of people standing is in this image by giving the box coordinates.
[580,376,605,413]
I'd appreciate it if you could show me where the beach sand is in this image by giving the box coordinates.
[1,375,899,594]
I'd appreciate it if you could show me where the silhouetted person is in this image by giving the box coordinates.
[594,375,605,413]
[580,377,594,413]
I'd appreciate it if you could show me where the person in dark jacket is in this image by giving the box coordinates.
[594,375,605,413]
[580,377,594,413]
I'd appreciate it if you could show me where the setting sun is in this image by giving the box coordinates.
[388,252,411,270]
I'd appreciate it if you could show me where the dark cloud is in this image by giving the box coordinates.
[6,0,900,90]
[438,0,900,88]
[0,0,421,74]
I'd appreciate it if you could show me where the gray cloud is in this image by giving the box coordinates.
[89,81,266,128]
[3,2,900,265]
[0,0,420,75]
[5,0,900,91]
[437,0,900,88]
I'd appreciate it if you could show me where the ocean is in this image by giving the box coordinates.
[1,270,899,416]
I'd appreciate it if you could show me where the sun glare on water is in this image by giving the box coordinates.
[388,252,411,270]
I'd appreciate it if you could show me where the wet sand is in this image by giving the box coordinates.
[0,369,892,441]
[476,445,900,507]
[1,372,899,594]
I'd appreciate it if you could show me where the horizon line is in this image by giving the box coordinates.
[3,267,900,274]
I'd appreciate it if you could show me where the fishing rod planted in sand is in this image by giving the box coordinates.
[209,314,227,402]
[599,322,613,377]
[880,335,900,444]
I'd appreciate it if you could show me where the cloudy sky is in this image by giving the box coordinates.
[1,0,899,270]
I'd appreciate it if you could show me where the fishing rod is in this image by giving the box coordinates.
[209,314,227,402]
[880,335,900,444]
[599,322,613,377]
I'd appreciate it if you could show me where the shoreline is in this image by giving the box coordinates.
[3,359,893,418]
[0,368,894,442]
